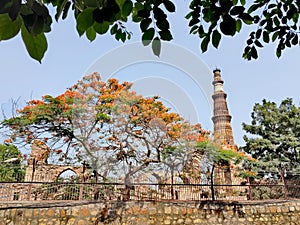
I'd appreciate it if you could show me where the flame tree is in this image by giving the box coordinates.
[1,73,208,182]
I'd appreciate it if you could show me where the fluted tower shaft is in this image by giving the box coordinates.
[212,69,234,147]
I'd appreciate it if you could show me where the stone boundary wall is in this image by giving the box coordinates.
[0,200,299,225]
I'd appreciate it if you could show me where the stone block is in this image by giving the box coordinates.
[289,206,295,212]
[148,207,156,215]
[66,218,76,225]
[187,217,195,224]
[193,218,202,224]
[177,218,184,224]
[281,206,290,213]
[80,208,90,217]
[71,208,79,217]
[269,206,277,213]
[180,207,187,215]
[164,206,172,214]
[46,209,55,217]
[77,219,86,225]
[164,219,171,225]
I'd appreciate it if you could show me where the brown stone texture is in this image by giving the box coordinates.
[212,69,235,148]
[0,200,299,224]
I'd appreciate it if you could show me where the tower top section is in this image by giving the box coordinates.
[212,69,224,92]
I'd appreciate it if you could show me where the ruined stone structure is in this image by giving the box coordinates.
[25,140,84,182]
[212,69,235,149]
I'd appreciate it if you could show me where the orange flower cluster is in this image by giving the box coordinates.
[57,90,83,99]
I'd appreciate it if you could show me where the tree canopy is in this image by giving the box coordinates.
[1,72,209,182]
[0,144,25,182]
[242,98,300,176]
[0,0,299,62]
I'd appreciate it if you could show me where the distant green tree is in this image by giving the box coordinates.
[0,144,25,182]
[242,98,300,177]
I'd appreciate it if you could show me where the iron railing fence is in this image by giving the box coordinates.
[1,182,299,202]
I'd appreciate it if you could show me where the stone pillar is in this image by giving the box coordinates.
[212,69,235,186]
[212,69,234,148]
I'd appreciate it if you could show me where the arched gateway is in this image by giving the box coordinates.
[24,140,85,182]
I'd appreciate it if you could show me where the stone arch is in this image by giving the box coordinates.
[56,168,80,181]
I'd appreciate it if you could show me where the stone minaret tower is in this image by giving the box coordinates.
[212,69,235,148]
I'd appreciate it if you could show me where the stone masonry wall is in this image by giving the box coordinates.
[0,200,299,225]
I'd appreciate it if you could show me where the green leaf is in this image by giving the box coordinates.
[212,30,221,48]
[190,25,198,34]
[0,0,11,14]
[140,18,152,32]
[115,28,122,40]
[292,34,298,45]
[254,40,263,48]
[142,27,155,46]
[62,1,71,20]
[152,37,161,57]
[83,0,100,7]
[159,30,172,41]
[250,46,258,59]
[21,25,47,63]
[153,7,167,20]
[86,26,96,41]
[120,31,126,42]
[163,0,175,13]
[248,4,259,14]
[115,0,126,8]
[246,38,253,45]
[236,19,242,32]
[110,23,118,35]
[94,22,110,34]
[189,18,200,26]
[256,29,262,39]
[272,31,279,42]
[198,25,205,37]
[7,0,21,21]
[76,8,94,34]
[156,19,169,30]
[122,0,133,17]
[220,15,236,36]
[242,46,251,60]
[138,9,150,18]
[55,0,68,21]
[292,12,299,23]
[201,35,210,52]
[263,31,269,43]
[274,16,280,26]
[0,14,21,40]
[31,15,45,36]
[230,6,245,16]
[185,12,192,20]
[239,13,253,25]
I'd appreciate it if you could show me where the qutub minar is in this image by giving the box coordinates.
[211,69,236,185]
[211,69,235,149]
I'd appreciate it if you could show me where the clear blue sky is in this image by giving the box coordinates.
[0,1,300,147]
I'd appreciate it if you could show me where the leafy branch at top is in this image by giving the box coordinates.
[0,0,300,62]
[186,0,300,60]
